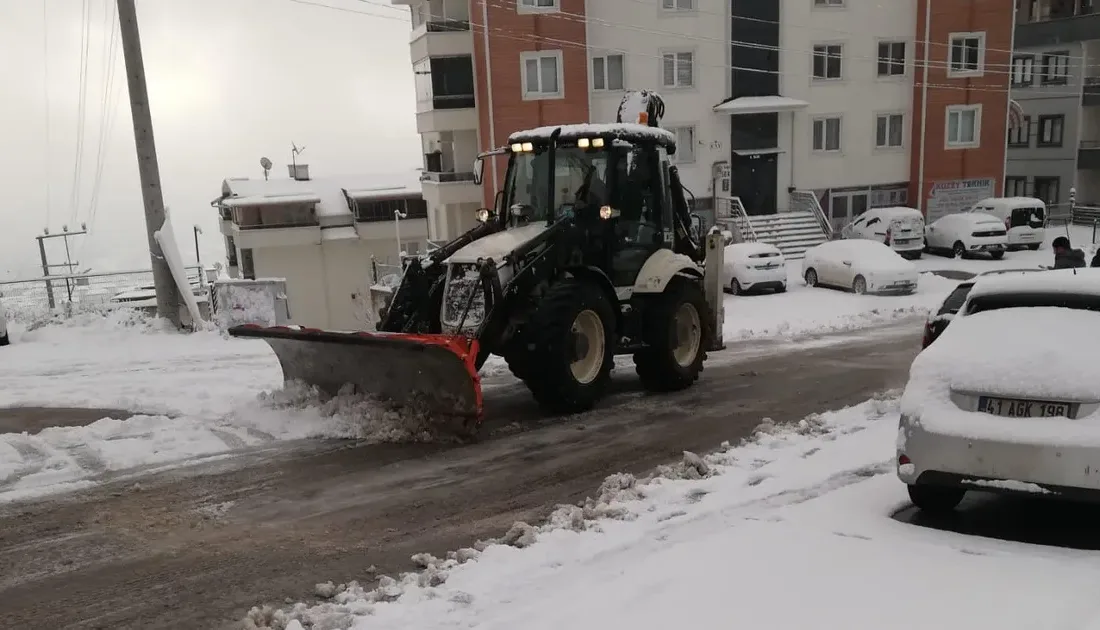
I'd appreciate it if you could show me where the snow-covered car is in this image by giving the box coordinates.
[923,212,1008,260]
[898,268,1100,513]
[802,239,918,295]
[722,242,787,295]
[0,295,8,346]
[920,268,1047,349]
[839,206,924,259]
[969,196,1046,251]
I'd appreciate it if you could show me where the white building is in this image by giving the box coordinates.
[212,165,427,330]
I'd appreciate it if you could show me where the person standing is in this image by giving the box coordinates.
[1052,236,1086,269]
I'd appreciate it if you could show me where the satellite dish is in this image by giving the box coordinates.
[260,157,272,170]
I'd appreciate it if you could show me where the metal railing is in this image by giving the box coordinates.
[714,196,757,242]
[420,170,477,183]
[0,265,205,322]
[790,189,834,238]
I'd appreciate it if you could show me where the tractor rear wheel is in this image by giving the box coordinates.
[634,278,711,392]
[523,279,615,414]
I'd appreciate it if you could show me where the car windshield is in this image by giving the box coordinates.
[504,145,634,223]
[965,292,1100,315]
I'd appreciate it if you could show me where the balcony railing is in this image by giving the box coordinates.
[232,205,319,230]
[426,19,470,32]
[420,171,477,183]
[1016,3,1100,46]
[354,197,429,223]
[430,93,475,110]
[1085,77,1100,106]
[1080,140,1100,170]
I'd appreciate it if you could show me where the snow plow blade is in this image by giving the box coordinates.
[228,325,483,421]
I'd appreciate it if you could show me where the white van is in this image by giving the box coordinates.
[840,206,925,260]
[967,197,1046,251]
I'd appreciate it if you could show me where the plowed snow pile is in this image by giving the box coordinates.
[256,392,1100,630]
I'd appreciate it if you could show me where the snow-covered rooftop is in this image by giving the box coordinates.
[507,123,677,150]
[971,196,1045,208]
[868,206,923,219]
[952,211,1004,225]
[968,267,1100,299]
[219,171,423,219]
[712,95,809,115]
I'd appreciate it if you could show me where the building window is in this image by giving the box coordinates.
[1005,176,1028,197]
[661,0,696,10]
[516,0,559,13]
[812,116,842,152]
[877,41,905,77]
[225,236,238,268]
[1007,115,1031,147]
[814,0,845,6]
[1037,114,1065,146]
[812,44,844,80]
[240,248,255,280]
[661,51,694,88]
[1034,176,1060,205]
[875,113,904,149]
[669,126,696,163]
[1041,52,1070,85]
[592,54,625,91]
[945,104,981,148]
[354,197,428,223]
[1011,55,1035,86]
[948,32,985,76]
[520,50,563,100]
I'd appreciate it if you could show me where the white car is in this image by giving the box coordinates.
[0,295,8,346]
[969,196,1046,251]
[924,212,1008,260]
[840,206,925,259]
[802,239,918,295]
[722,242,787,295]
[897,268,1100,513]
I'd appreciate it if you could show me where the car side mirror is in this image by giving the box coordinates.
[842,260,852,266]
[473,156,485,186]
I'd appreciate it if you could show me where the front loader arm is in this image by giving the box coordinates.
[667,165,704,263]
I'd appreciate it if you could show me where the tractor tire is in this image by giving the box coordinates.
[634,278,711,393]
[990,250,1005,260]
[523,279,616,415]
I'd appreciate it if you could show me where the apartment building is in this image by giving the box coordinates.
[1007,0,1100,208]
[393,0,1014,239]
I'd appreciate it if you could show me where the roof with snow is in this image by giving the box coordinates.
[866,206,923,220]
[218,171,423,219]
[507,123,677,152]
[971,196,1046,208]
[968,267,1100,299]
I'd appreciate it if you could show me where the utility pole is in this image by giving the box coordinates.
[36,224,88,308]
[116,0,181,328]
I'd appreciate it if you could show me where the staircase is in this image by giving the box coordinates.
[749,212,830,259]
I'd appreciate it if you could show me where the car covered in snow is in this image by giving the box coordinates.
[968,196,1046,251]
[839,206,924,259]
[802,239,918,295]
[0,295,7,346]
[898,268,1100,513]
[722,242,787,295]
[920,268,1046,349]
[923,212,1008,260]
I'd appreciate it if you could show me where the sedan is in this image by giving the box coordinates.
[802,239,918,295]
[722,242,787,295]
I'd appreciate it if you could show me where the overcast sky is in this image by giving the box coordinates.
[1,0,420,280]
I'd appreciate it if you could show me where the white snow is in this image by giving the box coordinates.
[968,266,1100,298]
[219,171,422,220]
[255,392,1100,630]
[508,123,676,146]
[966,478,1052,494]
[445,224,550,264]
[809,239,917,270]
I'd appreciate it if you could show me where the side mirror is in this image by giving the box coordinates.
[473,156,485,186]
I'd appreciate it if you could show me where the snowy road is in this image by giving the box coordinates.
[0,320,924,629]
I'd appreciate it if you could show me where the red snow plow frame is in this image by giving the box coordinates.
[229,324,484,422]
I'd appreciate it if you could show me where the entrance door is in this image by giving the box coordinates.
[828,190,869,231]
[730,152,778,215]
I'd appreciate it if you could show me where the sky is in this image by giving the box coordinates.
[0,0,421,280]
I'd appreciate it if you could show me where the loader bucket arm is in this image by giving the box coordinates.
[229,325,484,422]
[667,165,703,262]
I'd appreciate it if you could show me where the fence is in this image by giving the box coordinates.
[0,265,204,323]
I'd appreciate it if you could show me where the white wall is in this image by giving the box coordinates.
[781,0,915,191]
[585,0,729,200]
[252,245,327,328]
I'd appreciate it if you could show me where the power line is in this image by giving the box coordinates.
[68,0,94,227]
[285,0,1093,99]
[42,0,52,228]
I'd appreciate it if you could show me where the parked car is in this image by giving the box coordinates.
[898,268,1100,513]
[968,196,1046,251]
[802,239,918,295]
[924,211,1008,259]
[840,206,924,259]
[722,242,787,295]
[920,268,1046,349]
[0,295,7,346]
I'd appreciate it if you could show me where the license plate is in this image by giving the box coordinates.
[978,396,1071,418]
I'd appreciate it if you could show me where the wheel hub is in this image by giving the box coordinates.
[569,309,606,385]
[570,330,590,362]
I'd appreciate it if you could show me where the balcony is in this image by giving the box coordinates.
[410,21,473,61]
[413,55,477,133]
[352,197,429,223]
[1016,0,1099,46]
[1085,77,1100,106]
[1081,140,1100,169]
[420,171,481,206]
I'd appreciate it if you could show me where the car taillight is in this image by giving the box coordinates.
[885,228,892,246]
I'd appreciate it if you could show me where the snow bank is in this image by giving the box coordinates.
[244,393,902,629]
[723,271,957,341]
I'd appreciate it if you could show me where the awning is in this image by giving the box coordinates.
[732,148,784,156]
[221,193,321,208]
[1008,99,1024,127]
[713,96,810,115]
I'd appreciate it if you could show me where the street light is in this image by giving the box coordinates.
[394,208,408,260]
